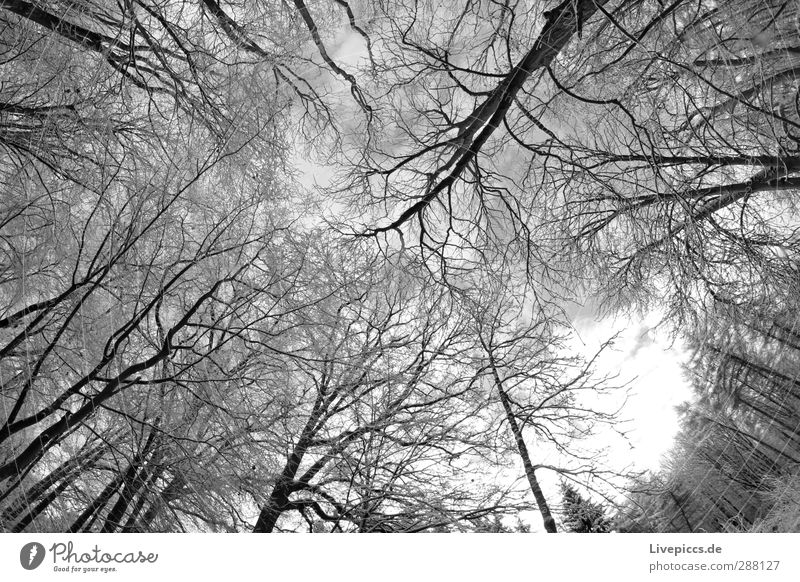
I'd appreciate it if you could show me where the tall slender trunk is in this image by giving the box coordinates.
[100,463,148,533]
[1,443,104,525]
[488,357,557,533]
[120,466,164,532]
[135,471,186,532]
[11,477,73,532]
[68,471,126,533]
[100,430,159,533]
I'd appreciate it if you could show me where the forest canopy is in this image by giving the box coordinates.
[1,0,799,533]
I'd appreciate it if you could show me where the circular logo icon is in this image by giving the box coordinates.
[20,542,46,570]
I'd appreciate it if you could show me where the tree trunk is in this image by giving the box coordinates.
[11,477,73,532]
[253,393,327,532]
[120,466,164,532]
[489,359,557,533]
[135,471,186,532]
[68,471,126,533]
[1,442,104,525]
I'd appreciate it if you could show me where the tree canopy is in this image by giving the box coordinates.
[2,0,799,533]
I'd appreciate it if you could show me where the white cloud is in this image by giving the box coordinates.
[569,309,693,472]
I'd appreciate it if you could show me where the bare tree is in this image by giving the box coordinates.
[250,243,526,532]
[464,279,627,533]
[304,0,800,319]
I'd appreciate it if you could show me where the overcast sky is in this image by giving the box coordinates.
[570,307,693,471]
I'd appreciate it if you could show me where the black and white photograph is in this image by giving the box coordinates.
[1,0,799,576]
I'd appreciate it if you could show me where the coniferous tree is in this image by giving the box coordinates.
[559,483,612,533]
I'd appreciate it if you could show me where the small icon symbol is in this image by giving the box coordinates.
[20,542,46,570]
